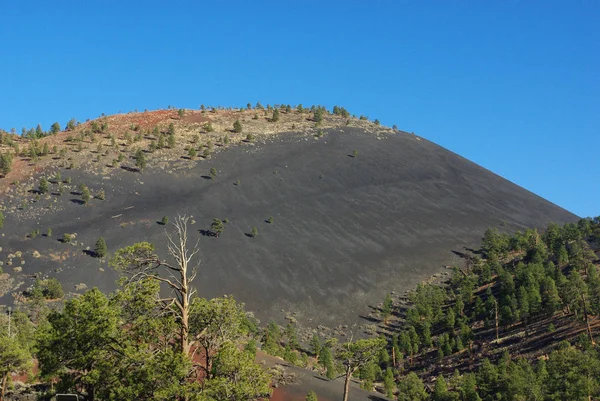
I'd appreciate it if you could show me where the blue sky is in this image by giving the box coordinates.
[0,1,597,217]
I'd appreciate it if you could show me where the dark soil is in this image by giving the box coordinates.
[0,128,577,327]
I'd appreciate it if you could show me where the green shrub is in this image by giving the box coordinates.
[43,278,64,299]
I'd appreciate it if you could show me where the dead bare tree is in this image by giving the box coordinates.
[110,214,199,355]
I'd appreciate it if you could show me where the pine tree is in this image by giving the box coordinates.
[233,120,243,133]
[95,237,107,258]
[39,177,49,194]
[381,293,393,323]
[81,185,91,204]
[432,374,450,401]
[50,122,61,134]
[211,218,224,237]
[135,149,146,172]
[271,108,280,122]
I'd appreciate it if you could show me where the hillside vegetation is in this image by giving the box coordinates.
[0,104,592,400]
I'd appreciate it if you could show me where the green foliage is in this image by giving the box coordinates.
[43,278,64,299]
[250,226,258,237]
[38,177,49,194]
[135,148,146,171]
[0,333,32,392]
[202,343,272,400]
[50,122,61,134]
[81,185,91,204]
[381,293,393,322]
[62,233,73,243]
[397,372,428,401]
[203,122,214,132]
[209,167,217,179]
[0,152,13,176]
[314,107,324,124]
[306,390,318,401]
[0,211,3,228]
[96,188,106,200]
[188,147,197,158]
[95,237,107,258]
[267,216,274,224]
[246,133,255,142]
[271,108,280,122]
[161,216,169,225]
[211,218,224,236]
[352,149,359,158]
[233,119,243,133]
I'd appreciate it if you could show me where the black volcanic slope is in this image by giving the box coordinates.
[1,128,577,326]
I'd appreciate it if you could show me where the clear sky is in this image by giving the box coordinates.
[0,1,597,217]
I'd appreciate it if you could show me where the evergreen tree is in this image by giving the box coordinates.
[135,149,146,171]
[0,152,13,176]
[39,177,49,194]
[310,333,322,358]
[95,237,107,258]
[50,122,61,134]
[397,372,428,401]
[381,293,393,323]
[432,374,451,401]
[211,218,224,237]
[81,185,91,204]
[233,119,243,133]
[271,108,280,122]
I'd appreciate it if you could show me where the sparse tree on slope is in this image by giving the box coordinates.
[95,237,107,258]
[337,337,386,401]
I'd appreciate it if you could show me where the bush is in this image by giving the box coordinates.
[161,216,169,225]
[0,211,4,228]
[43,278,64,299]
[306,390,318,401]
[96,189,105,200]
[188,147,197,159]
[209,168,217,179]
[246,134,255,142]
[352,150,359,158]
[62,233,73,244]
[250,227,258,237]
[203,122,214,132]
[81,186,91,204]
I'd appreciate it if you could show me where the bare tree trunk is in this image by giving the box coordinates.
[180,279,190,355]
[342,366,353,401]
[581,293,595,345]
[1,373,7,401]
[494,298,499,341]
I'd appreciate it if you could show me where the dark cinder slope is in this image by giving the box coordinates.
[1,129,577,326]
